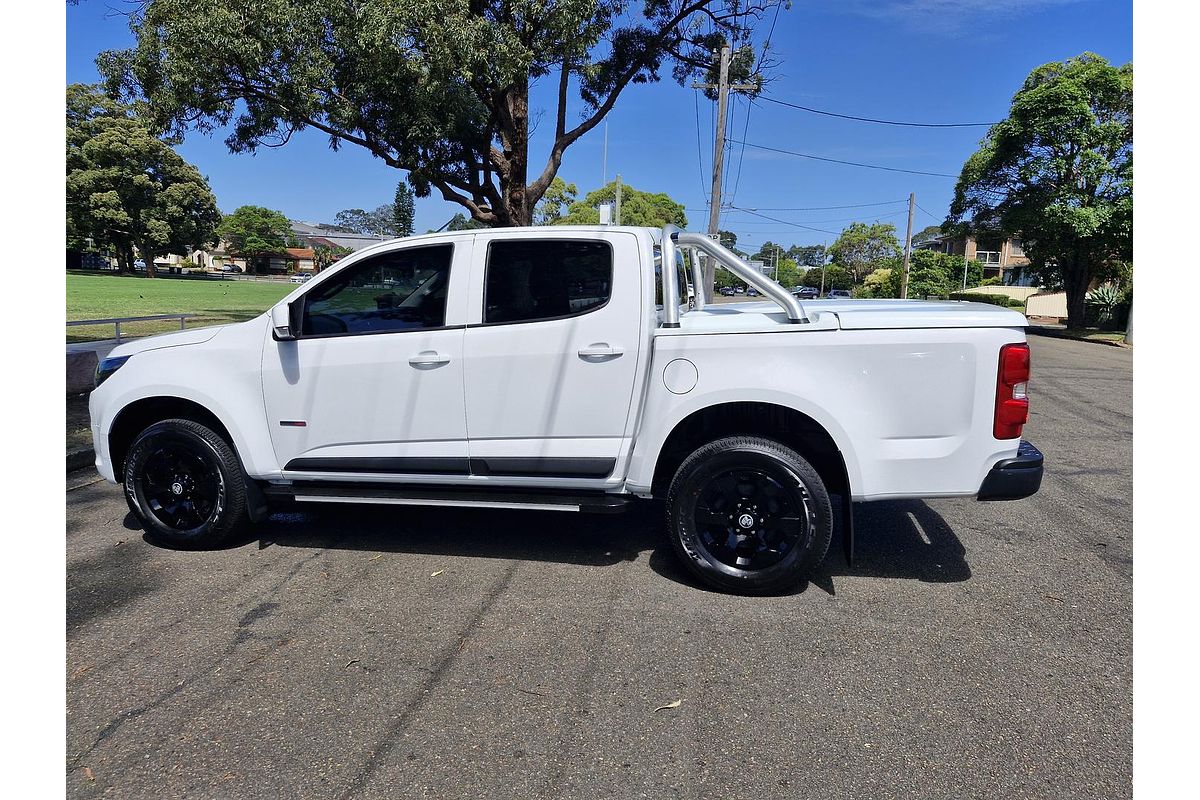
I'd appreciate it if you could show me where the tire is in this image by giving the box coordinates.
[666,436,833,594]
[123,418,251,549]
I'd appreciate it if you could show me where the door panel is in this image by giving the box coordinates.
[463,233,643,481]
[261,239,472,477]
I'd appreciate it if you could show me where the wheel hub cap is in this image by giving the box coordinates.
[171,481,184,495]
[737,513,755,530]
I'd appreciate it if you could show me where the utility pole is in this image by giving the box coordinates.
[899,192,916,299]
[614,174,623,225]
[693,45,756,301]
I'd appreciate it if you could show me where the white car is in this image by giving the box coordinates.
[289,273,312,284]
[89,225,1041,593]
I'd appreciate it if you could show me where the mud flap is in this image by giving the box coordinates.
[841,492,855,566]
[245,479,271,523]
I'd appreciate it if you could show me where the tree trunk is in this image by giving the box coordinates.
[1063,256,1091,329]
[142,244,158,278]
[501,83,531,226]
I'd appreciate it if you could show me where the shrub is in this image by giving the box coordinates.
[948,292,1012,307]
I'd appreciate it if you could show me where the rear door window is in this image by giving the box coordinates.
[484,240,613,324]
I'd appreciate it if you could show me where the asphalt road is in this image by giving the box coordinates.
[66,335,1131,799]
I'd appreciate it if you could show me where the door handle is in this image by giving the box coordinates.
[577,344,624,359]
[408,351,451,368]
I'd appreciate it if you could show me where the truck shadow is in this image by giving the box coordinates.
[164,496,969,595]
[645,498,971,595]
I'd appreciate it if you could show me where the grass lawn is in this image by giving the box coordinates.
[67,272,294,342]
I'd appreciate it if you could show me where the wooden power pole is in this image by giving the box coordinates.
[900,192,916,299]
[693,46,756,301]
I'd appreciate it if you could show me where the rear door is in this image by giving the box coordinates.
[462,231,644,485]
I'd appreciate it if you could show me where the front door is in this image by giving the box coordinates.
[262,239,473,480]
[462,231,644,485]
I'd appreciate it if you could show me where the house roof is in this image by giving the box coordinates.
[290,221,390,251]
[285,247,315,259]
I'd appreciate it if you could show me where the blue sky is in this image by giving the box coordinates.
[66,0,1131,252]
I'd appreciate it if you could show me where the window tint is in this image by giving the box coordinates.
[301,245,453,336]
[485,240,612,324]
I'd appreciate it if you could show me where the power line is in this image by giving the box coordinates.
[729,206,841,235]
[685,199,907,213]
[758,95,999,128]
[729,140,960,178]
[729,97,753,210]
[725,209,910,225]
[915,202,944,221]
[693,89,708,204]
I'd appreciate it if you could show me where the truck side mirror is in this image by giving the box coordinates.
[271,302,297,341]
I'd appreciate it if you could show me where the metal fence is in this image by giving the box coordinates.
[66,313,197,343]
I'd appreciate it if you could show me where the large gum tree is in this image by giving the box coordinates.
[947,53,1132,328]
[100,0,781,227]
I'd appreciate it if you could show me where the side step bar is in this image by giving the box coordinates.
[262,483,634,514]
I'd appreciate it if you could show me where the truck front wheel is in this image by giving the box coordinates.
[123,418,251,549]
[666,436,833,594]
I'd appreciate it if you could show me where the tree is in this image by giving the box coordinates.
[828,222,902,283]
[445,213,487,232]
[393,182,415,238]
[99,1,782,228]
[555,181,687,228]
[774,258,801,289]
[66,84,219,277]
[534,177,578,225]
[860,268,894,298]
[313,242,353,272]
[718,230,738,249]
[882,251,983,298]
[911,225,942,247]
[786,244,827,268]
[332,209,376,235]
[217,206,294,274]
[948,53,1132,327]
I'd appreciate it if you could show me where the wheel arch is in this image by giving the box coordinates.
[646,400,857,501]
[108,395,238,480]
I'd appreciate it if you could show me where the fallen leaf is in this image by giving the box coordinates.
[82,767,95,782]
[654,699,683,712]
[368,554,383,561]
[345,659,360,669]
[430,570,445,577]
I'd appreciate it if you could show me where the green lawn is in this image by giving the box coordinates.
[67,272,294,342]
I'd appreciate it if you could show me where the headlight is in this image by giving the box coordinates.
[95,355,131,388]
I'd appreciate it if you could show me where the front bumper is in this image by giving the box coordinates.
[977,440,1043,501]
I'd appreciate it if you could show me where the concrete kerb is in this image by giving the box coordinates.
[1026,325,1131,348]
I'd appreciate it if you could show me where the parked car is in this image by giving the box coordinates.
[826,289,852,299]
[216,264,243,273]
[719,287,737,296]
[746,287,759,297]
[90,225,1041,594]
[734,286,745,294]
[289,273,313,284]
[793,286,819,300]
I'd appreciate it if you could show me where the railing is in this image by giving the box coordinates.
[67,313,197,343]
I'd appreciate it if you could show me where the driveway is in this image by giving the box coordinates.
[66,336,1131,799]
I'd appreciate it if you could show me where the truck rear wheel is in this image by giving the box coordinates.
[666,436,833,594]
[123,418,251,549]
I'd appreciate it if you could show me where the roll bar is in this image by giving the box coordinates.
[662,228,807,325]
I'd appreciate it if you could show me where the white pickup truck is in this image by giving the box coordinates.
[89,225,1042,593]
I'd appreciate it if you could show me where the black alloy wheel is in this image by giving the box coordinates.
[691,467,814,572]
[124,418,251,548]
[666,436,833,594]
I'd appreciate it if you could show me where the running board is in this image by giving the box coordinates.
[262,483,633,514]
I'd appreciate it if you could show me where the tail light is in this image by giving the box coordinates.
[994,342,1030,439]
